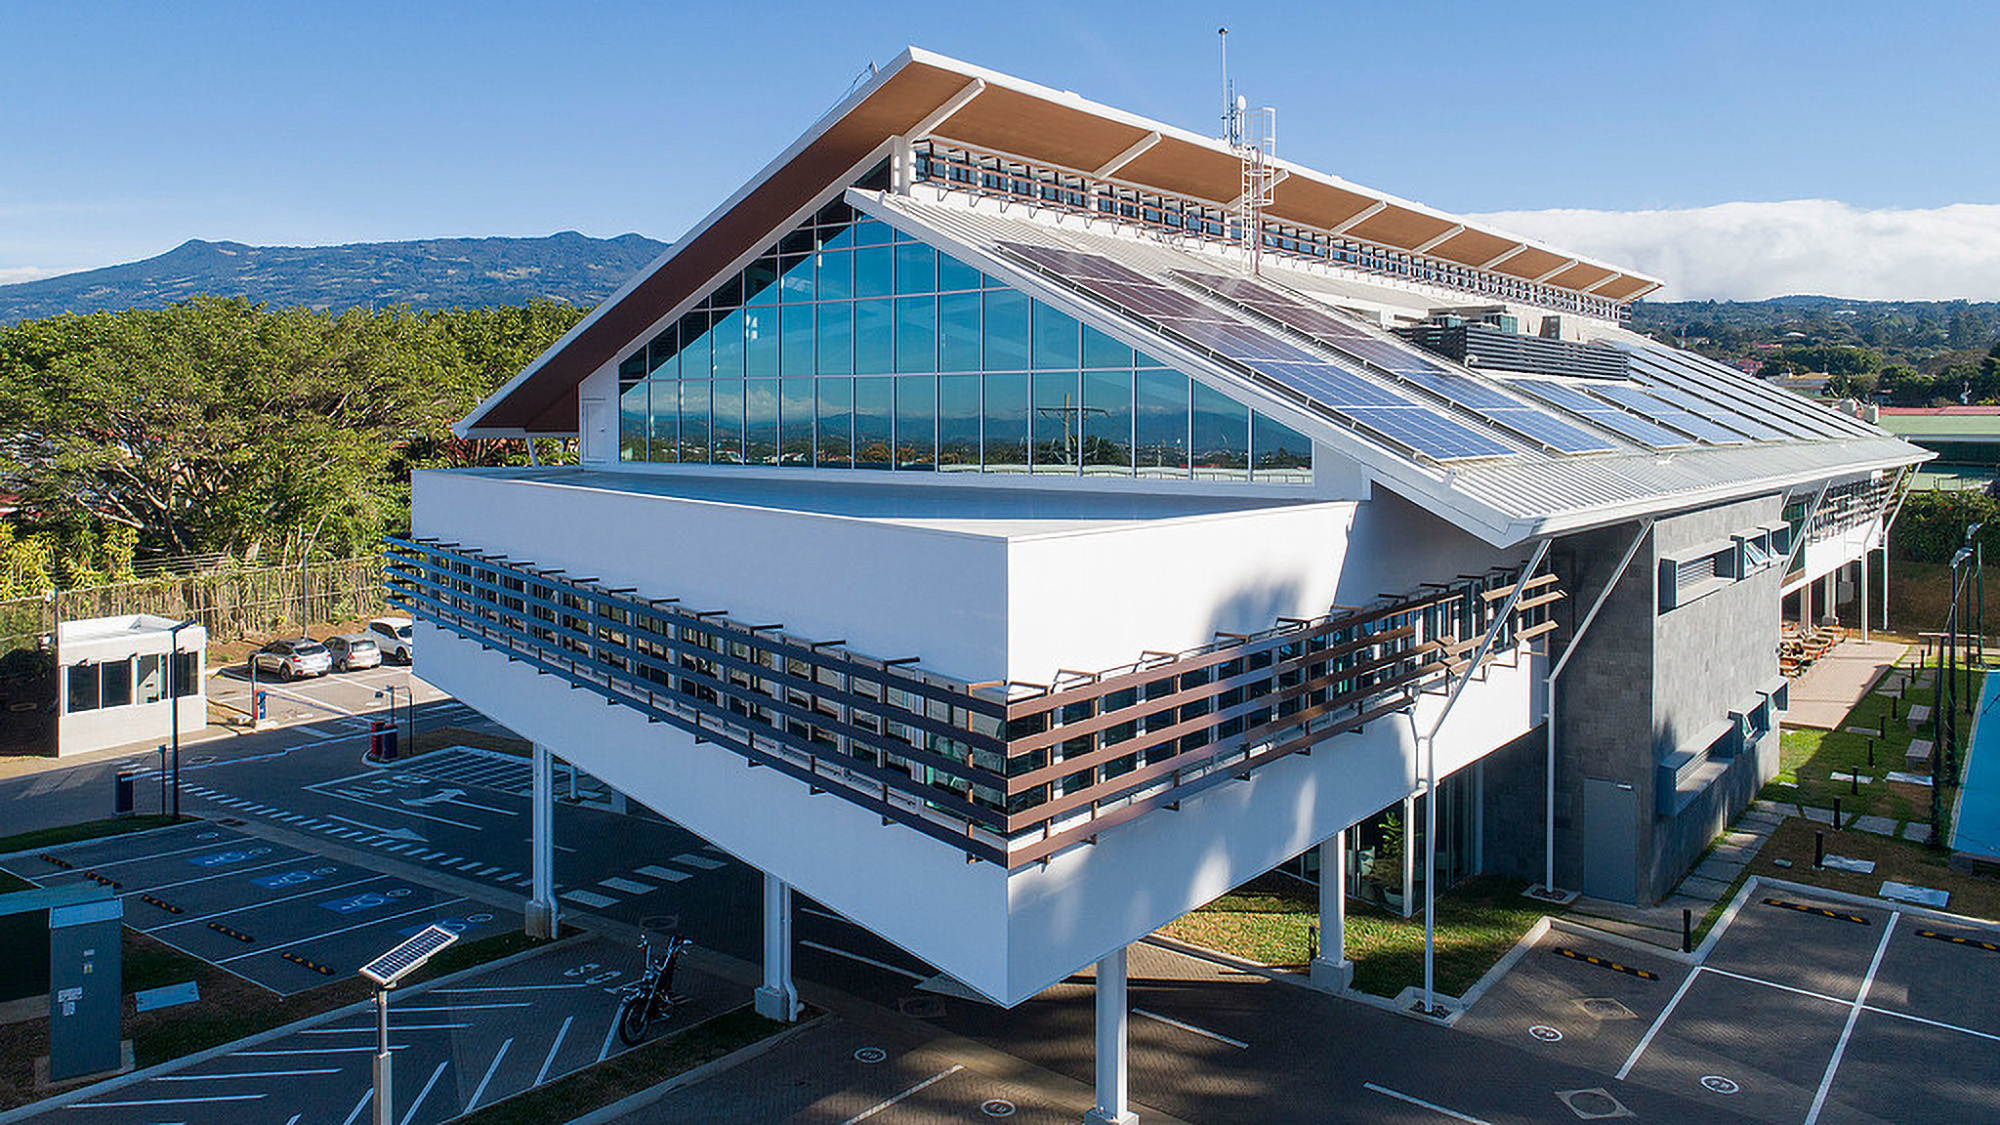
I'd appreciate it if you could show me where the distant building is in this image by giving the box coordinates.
[392,49,1927,1119]
[1877,406,2000,487]
[55,614,204,758]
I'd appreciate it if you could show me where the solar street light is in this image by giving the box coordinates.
[361,925,458,1125]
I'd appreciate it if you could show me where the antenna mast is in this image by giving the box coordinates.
[1218,27,1236,146]
[1219,30,1277,274]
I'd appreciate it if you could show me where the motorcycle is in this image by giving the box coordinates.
[616,929,690,1045]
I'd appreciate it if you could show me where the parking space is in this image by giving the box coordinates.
[50,933,752,1125]
[1,820,517,995]
[1464,879,2000,1122]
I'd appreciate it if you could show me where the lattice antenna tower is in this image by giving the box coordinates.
[1218,28,1277,274]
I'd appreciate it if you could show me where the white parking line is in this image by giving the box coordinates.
[1134,1007,1248,1049]
[535,1016,573,1085]
[236,1046,410,1056]
[157,1067,342,1081]
[843,1065,964,1124]
[144,875,390,933]
[1362,1082,1490,1124]
[467,1038,513,1111]
[596,1008,621,1061]
[1617,967,1699,1081]
[220,898,466,963]
[798,940,925,982]
[74,1094,266,1107]
[304,1024,471,1035]
[339,1088,372,1125]
[398,1060,448,1125]
[1806,911,1901,1125]
[393,1002,533,1012]
[431,984,589,993]
[120,855,301,898]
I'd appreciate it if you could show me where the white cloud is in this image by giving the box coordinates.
[1465,200,2000,302]
[0,266,66,286]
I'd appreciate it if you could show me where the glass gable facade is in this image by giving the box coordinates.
[618,197,1313,483]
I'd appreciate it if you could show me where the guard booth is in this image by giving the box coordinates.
[56,615,206,758]
[0,884,125,1081]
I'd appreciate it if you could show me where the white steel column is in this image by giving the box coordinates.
[1399,794,1416,919]
[1084,946,1137,1125]
[754,873,800,1021]
[1882,546,1891,632]
[526,742,559,939]
[1309,834,1353,991]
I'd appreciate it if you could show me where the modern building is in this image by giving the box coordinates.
[396,49,1928,1122]
[56,614,204,757]
[1877,405,2000,490]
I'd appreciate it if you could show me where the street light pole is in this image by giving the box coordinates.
[168,619,196,821]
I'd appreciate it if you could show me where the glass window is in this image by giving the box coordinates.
[1253,411,1313,482]
[1192,381,1249,479]
[678,380,709,463]
[649,380,679,463]
[136,654,165,705]
[172,651,199,698]
[853,378,893,469]
[854,299,894,375]
[1032,303,1080,370]
[709,309,745,378]
[745,379,779,465]
[647,326,677,378]
[895,296,935,374]
[744,307,778,378]
[938,251,983,292]
[895,241,936,295]
[67,663,99,713]
[855,244,894,299]
[1082,325,1133,369]
[939,374,981,471]
[984,290,1030,371]
[818,219,855,252]
[780,378,814,466]
[619,381,649,462]
[939,292,981,373]
[619,352,648,382]
[1032,370,1080,473]
[676,310,711,380]
[984,372,1030,472]
[818,301,852,376]
[896,374,935,469]
[816,249,853,300]
[1082,369,1134,474]
[779,251,813,302]
[780,303,813,377]
[101,659,131,708]
[853,219,893,246]
[710,379,745,463]
[816,378,853,467]
[743,254,780,304]
[1136,369,1189,477]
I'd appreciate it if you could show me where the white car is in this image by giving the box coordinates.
[251,638,332,681]
[368,616,415,664]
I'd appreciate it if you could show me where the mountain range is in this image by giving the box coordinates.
[0,232,670,322]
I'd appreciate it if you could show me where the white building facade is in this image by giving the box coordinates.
[56,614,205,758]
[403,50,1928,1122]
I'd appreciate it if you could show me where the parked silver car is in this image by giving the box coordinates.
[324,633,383,672]
[251,638,332,681]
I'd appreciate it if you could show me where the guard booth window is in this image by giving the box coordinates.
[67,663,100,713]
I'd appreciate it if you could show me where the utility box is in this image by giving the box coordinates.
[114,770,135,817]
[48,896,123,1081]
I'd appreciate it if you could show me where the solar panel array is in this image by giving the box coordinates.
[1171,270,1619,455]
[1586,383,1752,445]
[1507,380,1698,450]
[994,241,1518,461]
[1623,345,1870,441]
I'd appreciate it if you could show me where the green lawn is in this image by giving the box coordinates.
[1159,873,1555,999]
[1765,656,1980,835]
[0,814,184,856]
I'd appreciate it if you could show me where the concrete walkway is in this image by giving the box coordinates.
[1568,799,1783,947]
[1782,638,1907,729]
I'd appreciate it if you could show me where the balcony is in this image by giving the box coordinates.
[387,537,1560,870]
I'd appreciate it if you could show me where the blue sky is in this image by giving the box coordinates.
[4,1,1997,298]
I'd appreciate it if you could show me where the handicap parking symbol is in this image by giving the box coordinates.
[187,847,271,867]
[397,912,495,939]
[321,888,411,914]
[252,866,339,889]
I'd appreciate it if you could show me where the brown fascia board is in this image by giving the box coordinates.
[469,59,972,434]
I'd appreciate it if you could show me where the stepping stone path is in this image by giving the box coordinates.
[1907,739,1934,767]
[1908,704,1933,729]
[1853,814,1898,836]
[1823,855,1876,874]
[1888,770,1933,786]
[1881,881,1950,908]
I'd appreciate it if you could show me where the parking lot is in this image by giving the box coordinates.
[1,820,518,995]
[1460,877,2000,1123]
[40,931,750,1125]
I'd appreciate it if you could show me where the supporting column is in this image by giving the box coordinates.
[1310,834,1353,991]
[1084,946,1137,1125]
[1399,794,1416,919]
[526,742,559,939]
[1882,546,1892,633]
[754,873,800,1022]
[1862,551,1872,643]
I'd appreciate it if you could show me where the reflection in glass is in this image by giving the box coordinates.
[817,250,853,300]
[710,379,745,463]
[781,303,813,377]
[855,244,894,299]
[939,374,980,471]
[818,301,852,376]
[1135,369,1188,476]
[744,308,778,378]
[939,292,980,373]
[745,379,779,465]
[1082,370,1133,473]
[1032,303,1079,370]
[779,252,813,302]
[649,379,679,463]
[1032,370,1080,473]
[1192,380,1249,478]
[675,311,709,380]
[816,378,853,467]
[743,255,780,304]
[780,378,814,466]
[895,241,936,295]
[895,296,935,374]
[619,381,648,462]
[854,299,894,375]
[853,378,893,469]
[710,309,745,378]
[938,252,983,293]
[1253,412,1313,482]
[1082,325,1133,369]
[678,380,709,464]
[896,375,935,469]
[983,290,1029,371]
[984,372,1029,472]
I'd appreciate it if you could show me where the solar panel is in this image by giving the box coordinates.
[1615,369,1789,441]
[1624,345,1868,440]
[996,242,1517,461]
[360,924,459,987]
[1586,383,1752,445]
[1173,270,1618,454]
[1508,380,1697,450]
